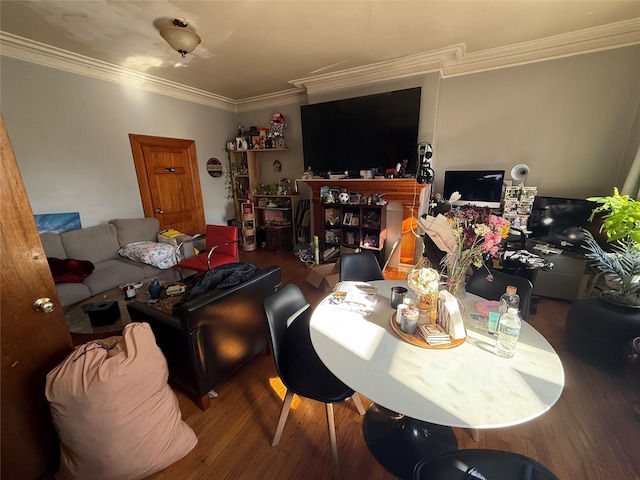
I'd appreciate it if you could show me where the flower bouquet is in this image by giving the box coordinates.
[419,194,510,297]
[407,267,440,323]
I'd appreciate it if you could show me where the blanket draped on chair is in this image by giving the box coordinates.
[173,262,260,313]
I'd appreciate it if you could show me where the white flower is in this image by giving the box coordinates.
[448,191,462,205]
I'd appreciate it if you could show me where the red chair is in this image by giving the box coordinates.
[177,225,239,279]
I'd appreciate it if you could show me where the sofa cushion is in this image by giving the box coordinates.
[110,218,160,247]
[45,322,198,480]
[40,232,67,259]
[117,257,180,282]
[61,224,120,264]
[56,282,92,308]
[83,259,145,295]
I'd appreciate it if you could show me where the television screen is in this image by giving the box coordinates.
[528,196,608,251]
[300,87,421,178]
[443,170,505,209]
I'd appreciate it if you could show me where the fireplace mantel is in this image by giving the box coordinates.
[299,178,425,207]
[298,179,426,265]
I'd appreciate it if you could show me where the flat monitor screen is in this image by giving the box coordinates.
[300,87,421,178]
[528,196,608,251]
[443,170,505,209]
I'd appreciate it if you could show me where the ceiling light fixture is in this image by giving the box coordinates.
[159,18,201,58]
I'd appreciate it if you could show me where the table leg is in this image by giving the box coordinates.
[363,403,458,480]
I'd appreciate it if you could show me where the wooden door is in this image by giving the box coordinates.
[1,114,74,478]
[129,134,206,235]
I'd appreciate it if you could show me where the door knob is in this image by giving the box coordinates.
[156,208,163,213]
[33,297,55,313]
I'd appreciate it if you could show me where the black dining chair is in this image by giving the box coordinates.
[262,283,366,478]
[466,265,533,322]
[339,250,385,282]
[413,448,559,480]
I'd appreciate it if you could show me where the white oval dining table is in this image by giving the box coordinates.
[309,280,565,479]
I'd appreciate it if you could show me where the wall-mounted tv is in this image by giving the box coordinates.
[443,170,505,209]
[528,196,608,251]
[300,87,421,178]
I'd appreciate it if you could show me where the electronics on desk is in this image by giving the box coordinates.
[443,170,505,209]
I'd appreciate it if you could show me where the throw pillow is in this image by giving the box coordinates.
[118,241,177,269]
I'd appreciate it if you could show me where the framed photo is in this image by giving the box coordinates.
[349,193,361,204]
[343,212,353,225]
[350,215,359,226]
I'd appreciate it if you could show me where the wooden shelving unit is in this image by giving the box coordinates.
[320,202,387,264]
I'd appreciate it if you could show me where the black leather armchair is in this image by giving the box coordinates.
[127,265,281,410]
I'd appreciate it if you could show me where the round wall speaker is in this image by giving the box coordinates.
[510,164,530,182]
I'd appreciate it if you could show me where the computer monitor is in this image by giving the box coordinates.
[443,170,505,209]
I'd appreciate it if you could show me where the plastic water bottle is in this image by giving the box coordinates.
[499,286,520,315]
[494,307,522,358]
[489,286,520,335]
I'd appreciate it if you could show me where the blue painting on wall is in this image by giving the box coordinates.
[34,212,82,233]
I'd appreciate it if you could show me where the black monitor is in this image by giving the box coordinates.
[300,87,421,178]
[528,196,608,251]
[443,170,505,209]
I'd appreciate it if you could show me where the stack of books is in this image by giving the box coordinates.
[418,324,451,345]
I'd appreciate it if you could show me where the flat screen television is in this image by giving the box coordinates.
[442,170,505,209]
[528,196,608,251]
[300,87,421,178]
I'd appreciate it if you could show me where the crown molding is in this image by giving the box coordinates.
[2,18,639,112]
[289,46,463,95]
[0,32,238,112]
[235,88,308,113]
[290,18,640,94]
[443,17,640,77]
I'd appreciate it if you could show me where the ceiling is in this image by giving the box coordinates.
[1,1,639,103]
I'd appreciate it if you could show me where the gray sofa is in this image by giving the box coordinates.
[41,218,185,308]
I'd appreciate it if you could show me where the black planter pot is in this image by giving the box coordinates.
[565,295,640,370]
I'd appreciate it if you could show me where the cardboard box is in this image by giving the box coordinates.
[306,260,341,292]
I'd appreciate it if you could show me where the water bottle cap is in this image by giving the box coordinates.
[506,286,517,294]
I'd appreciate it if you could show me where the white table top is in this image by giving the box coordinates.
[309,280,565,430]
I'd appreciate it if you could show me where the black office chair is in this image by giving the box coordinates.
[262,284,366,478]
[466,265,533,322]
[414,449,559,480]
[339,250,384,282]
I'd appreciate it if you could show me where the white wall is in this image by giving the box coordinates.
[1,57,237,228]
[433,45,640,199]
[2,44,639,234]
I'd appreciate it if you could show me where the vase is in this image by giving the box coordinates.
[444,259,469,299]
[413,291,438,324]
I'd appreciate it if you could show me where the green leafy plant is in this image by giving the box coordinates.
[583,187,640,306]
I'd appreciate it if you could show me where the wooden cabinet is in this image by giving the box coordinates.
[252,193,300,252]
[320,203,386,264]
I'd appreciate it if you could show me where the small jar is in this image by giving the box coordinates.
[123,284,136,300]
[396,297,413,325]
[400,307,419,334]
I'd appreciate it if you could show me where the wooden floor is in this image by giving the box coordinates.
[147,248,640,480]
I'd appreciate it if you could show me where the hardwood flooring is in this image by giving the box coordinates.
[147,248,640,480]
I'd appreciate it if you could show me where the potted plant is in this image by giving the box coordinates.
[582,187,640,307]
[565,187,640,369]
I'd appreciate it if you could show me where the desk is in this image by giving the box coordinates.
[309,280,565,478]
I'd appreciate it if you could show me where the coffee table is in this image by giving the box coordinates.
[64,283,182,336]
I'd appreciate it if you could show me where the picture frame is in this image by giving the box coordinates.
[350,215,359,226]
[343,212,353,225]
[349,193,362,204]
